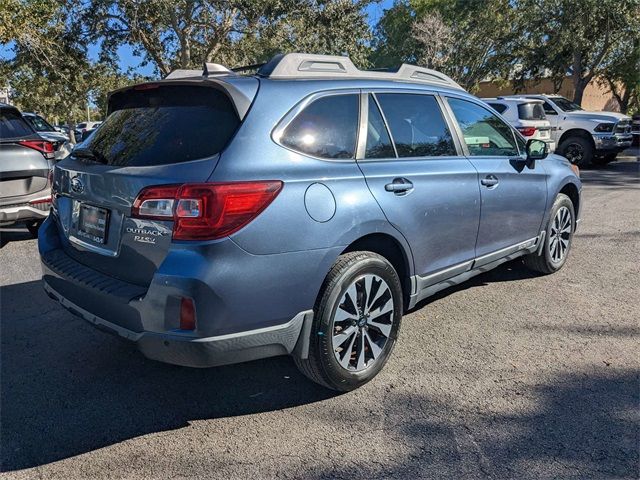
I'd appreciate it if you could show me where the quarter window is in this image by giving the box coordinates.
[365,95,395,159]
[280,94,359,159]
[447,97,519,157]
[376,93,456,157]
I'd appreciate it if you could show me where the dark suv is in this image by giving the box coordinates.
[39,54,581,391]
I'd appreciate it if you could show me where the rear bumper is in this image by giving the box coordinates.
[38,214,330,368]
[43,279,310,368]
[0,202,49,225]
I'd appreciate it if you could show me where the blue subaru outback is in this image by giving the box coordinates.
[39,53,581,391]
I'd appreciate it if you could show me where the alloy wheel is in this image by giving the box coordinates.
[331,274,394,372]
[564,143,584,164]
[549,206,572,263]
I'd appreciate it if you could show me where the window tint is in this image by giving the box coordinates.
[488,103,508,114]
[0,108,34,138]
[365,95,395,159]
[517,103,546,120]
[82,86,240,166]
[447,97,519,157]
[280,94,359,159]
[538,101,557,115]
[376,93,456,157]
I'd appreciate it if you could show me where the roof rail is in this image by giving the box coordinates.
[257,53,464,90]
[165,62,234,80]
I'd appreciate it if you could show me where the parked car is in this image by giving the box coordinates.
[523,94,632,166]
[73,121,101,142]
[483,97,555,152]
[22,112,71,160]
[1,104,54,236]
[39,53,581,391]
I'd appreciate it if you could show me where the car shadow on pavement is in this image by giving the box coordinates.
[0,279,338,472]
[580,160,639,188]
[0,228,33,248]
[305,369,639,479]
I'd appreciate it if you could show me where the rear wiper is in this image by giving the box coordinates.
[72,147,107,164]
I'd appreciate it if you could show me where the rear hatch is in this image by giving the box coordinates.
[0,107,52,205]
[516,102,551,139]
[52,81,256,287]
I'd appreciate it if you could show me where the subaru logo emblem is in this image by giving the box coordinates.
[70,176,84,194]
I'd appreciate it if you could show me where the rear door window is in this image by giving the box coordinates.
[0,108,35,138]
[82,85,240,166]
[279,94,359,159]
[518,103,546,120]
[447,97,519,157]
[375,93,456,157]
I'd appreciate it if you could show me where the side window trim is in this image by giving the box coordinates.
[271,89,361,162]
[370,93,399,159]
[443,94,523,159]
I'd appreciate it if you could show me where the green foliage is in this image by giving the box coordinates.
[371,0,518,92]
[86,0,374,75]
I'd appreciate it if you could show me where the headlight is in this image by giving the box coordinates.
[594,123,615,132]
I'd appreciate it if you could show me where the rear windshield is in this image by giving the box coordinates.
[1,108,34,138]
[82,85,240,166]
[517,103,546,120]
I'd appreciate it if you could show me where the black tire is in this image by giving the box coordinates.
[558,136,594,167]
[294,251,403,392]
[25,220,43,238]
[524,193,575,274]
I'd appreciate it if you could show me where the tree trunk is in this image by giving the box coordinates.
[67,115,76,144]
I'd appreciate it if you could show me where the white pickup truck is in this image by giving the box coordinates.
[524,94,633,167]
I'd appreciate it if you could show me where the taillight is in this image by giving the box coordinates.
[132,181,283,241]
[19,140,55,160]
[29,196,52,205]
[517,127,538,137]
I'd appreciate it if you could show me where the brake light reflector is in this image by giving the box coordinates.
[179,297,196,330]
[19,140,55,160]
[132,181,283,241]
[517,127,538,137]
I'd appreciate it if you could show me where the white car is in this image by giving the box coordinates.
[522,95,632,166]
[483,97,555,152]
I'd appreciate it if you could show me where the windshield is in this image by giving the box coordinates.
[551,97,583,112]
[80,85,240,167]
[25,114,55,132]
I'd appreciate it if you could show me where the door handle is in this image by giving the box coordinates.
[480,175,499,187]
[385,178,414,194]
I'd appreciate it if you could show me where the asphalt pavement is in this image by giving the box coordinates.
[1,153,638,479]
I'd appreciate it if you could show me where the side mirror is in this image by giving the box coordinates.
[526,139,548,161]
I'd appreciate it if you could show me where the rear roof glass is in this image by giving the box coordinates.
[82,85,240,166]
[0,108,35,139]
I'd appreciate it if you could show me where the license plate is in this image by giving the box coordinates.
[539,130,550,138]
[78,204,109,244]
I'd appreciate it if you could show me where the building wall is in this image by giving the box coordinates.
[476,78,620,112]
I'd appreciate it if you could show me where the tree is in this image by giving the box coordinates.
[86,0,374,76]
[600,35,640,114]
[513,0,640,105]
[370,0,518,92]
